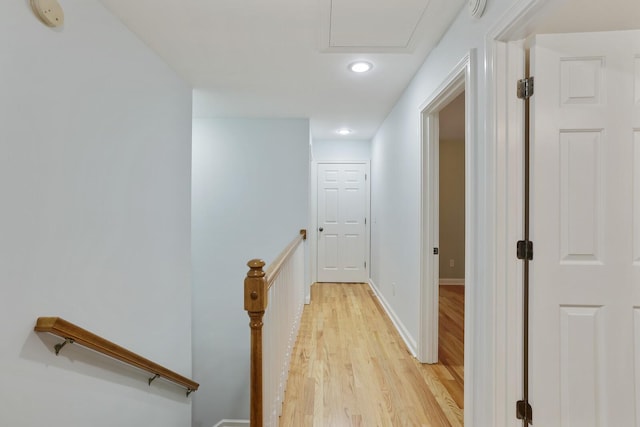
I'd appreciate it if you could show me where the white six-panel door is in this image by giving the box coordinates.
[317,163,368,283]
[530,30,640,426]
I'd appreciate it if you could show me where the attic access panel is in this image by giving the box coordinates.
[327,0,431,49]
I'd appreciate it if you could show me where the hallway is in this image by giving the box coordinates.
[280,283,464,426]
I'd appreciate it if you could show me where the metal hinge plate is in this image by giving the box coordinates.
[516,400,533,424]
[517,240,533,260]
[517,77,534,99]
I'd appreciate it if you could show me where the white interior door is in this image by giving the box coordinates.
[530,30,640,426]
[317,163,368,283]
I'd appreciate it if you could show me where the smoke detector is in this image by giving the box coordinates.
[469,0,487,18]
[31,0,64,28]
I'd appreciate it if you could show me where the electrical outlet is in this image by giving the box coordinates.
[450,259,455,267]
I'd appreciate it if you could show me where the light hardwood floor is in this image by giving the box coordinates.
[280,283,464,426]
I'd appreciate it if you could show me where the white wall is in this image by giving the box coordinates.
[370,0,519,424]
[439,138,465,280]
[0,2,193,426]
[311,139,371,161]
[192,118,309,425]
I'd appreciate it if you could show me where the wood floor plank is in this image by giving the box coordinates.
[280,283,464,426]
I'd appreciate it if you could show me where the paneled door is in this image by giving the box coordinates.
[317,163,368,283]
[530,30,640,426]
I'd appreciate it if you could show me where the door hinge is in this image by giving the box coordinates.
[364,261,367,269]
[365,173,368,180]
[433,247,439,255]
[517,77,534,99]
[516,400,533,424]
[517,240,533,260]
[365,217,367,225]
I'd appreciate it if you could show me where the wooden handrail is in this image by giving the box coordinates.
[244,229,306,427]
[34,317,199,395]
[265,229,306,288]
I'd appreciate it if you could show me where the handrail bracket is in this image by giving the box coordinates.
[148,373,161,386]
[54,338,75,355]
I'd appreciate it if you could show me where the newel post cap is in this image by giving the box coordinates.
[244,259,267,311]
[246,259,266,277]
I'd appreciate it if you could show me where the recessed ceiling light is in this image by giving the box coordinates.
[349,61,373,73]
[337,128,352,136]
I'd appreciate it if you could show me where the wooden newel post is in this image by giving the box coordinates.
[244,259,267,427]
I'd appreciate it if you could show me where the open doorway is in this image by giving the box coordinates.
[437,92,465,400]
[419,53,474,424]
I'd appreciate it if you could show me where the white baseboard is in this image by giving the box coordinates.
[368,279,418,357]
[439,278,465,286]
[212,420,249,427]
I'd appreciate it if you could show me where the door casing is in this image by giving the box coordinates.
[418,53,475,417]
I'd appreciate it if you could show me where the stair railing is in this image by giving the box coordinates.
[244,229,306,427]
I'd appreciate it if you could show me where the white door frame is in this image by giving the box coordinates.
[309,161,371,291]
[485,0,556,425]
[418,52,475,373]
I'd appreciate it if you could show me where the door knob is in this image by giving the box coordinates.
[319,227,324,232]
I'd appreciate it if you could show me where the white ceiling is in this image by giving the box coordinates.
[98,0,465,140]
[511,0,640,41]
